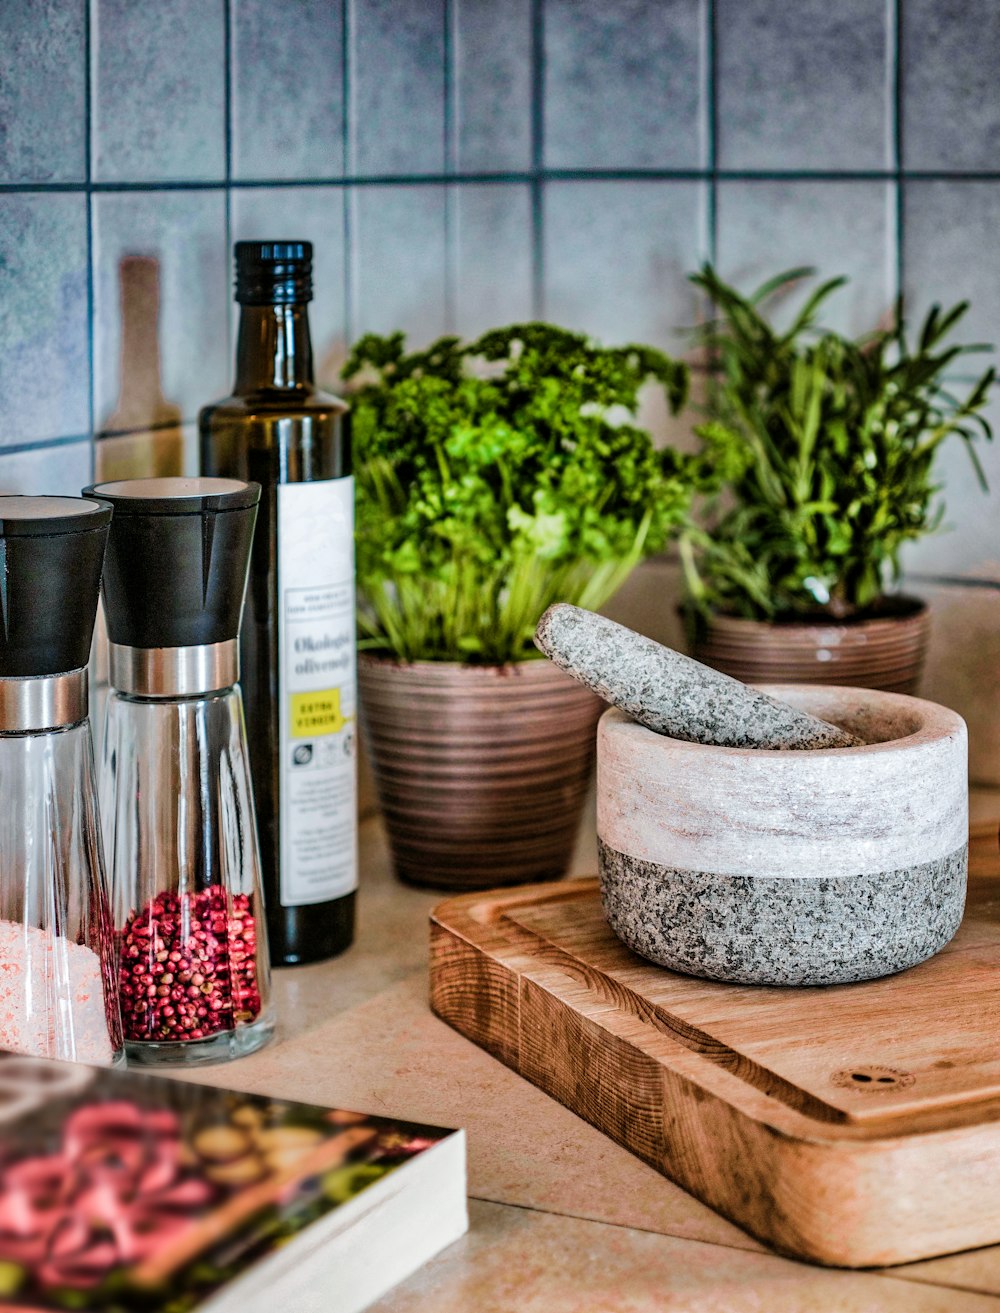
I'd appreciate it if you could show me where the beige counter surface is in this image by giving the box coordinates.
[174,811,1000,1311]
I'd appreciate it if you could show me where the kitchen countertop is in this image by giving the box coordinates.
[174,802,1000,1312]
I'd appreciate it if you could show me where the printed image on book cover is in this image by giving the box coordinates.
[0,1053,449,1311]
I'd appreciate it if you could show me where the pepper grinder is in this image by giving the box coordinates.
[0,496,123,1067]
[85,477,273,1066]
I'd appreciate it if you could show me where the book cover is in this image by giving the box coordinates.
[0,1053,464,1312]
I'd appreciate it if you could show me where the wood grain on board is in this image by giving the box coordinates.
[430,825,1000,1269]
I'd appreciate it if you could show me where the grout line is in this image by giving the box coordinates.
[444,0,457,176]
[86,0,97,185]
[464,1192,768,1251]
[343,186,355,344]
[906,572,1000,592]
[5,168,1000,195]
[890,176,903,322]
[0,434,94,459]
[444,189,458,336]
[443,0,457,331]
[340,0,350,177]
[343,0,356,178]
[705,0,718,266]
[890,0,904,306]
[529,0,545,318]
[223,0,234,374]
[223,0,233,184]
[875,1274,1000,1303]
[85,205,96,482]
[892,0,904,174]
[95,417,195,440]
[465,1194,1000,1302]
[342,0,355,342]
[84,0,96,477]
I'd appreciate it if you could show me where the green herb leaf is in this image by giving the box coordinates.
[684,265,994,621]
[344,323,694,662]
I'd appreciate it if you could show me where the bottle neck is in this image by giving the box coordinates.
[234,303,315,393]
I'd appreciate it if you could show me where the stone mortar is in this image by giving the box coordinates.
[597,685,969,986]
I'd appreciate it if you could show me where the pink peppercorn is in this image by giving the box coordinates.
[117,889,262,1043]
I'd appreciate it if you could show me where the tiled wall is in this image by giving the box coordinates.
[3,0,1000,770]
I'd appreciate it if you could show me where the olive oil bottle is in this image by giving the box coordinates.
[200,242,356,966]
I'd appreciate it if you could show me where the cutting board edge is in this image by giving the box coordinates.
[429,892,1000,1268]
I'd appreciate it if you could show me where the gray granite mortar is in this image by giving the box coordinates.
[534,604,861,750]
[598,839,968,986]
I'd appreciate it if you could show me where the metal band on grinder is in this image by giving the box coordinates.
[534,604,861,750]
[0,669,89,732]
[109,640,239,698]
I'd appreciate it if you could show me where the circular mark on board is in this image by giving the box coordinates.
[831,1065,915,1092]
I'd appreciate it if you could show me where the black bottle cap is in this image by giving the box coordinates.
[83,478,260,651]
[235,240,313,305]
[0,496,111,678]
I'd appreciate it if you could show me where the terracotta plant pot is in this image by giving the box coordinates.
[691,596,930,695]
[357,655,604,890]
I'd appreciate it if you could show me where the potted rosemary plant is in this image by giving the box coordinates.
[344,324,691,889]
[682,265,995,692]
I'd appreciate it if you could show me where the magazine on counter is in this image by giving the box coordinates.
[0,1053,466,1313]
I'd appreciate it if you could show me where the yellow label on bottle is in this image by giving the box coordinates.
[290,689,349,738]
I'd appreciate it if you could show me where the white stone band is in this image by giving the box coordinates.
[596,687,968,881]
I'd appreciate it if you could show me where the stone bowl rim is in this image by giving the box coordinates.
[598,683,966,760]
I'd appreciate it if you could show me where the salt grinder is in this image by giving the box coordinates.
[0,496,123,1066]
[86,477,273,1066]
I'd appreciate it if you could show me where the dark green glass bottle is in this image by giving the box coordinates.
[199,241,356,966]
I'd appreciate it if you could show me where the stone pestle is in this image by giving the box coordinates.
[533,604,863,750]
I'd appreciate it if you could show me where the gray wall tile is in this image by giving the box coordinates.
[454,185,533,338]
[351,186,447,346]
[0,0,86,182]
[92,0,226,182]
[900,183,1000,577]
[0,194,89,445]
[900,389,1000,579]
[904,181,1000,361]
[350,0,445,176]
[454,0,532,173]
[0,440,92,496]
[902,0,1000,171]
[715,180,896,337]
[602,557,687,649]
[232,0,344,180]
[232,187,347,386]
[95,422,197,482]
[93,191,229,433]
[543,0,707,170]
[543,181,707,348]
[716,0,891,171]
[911,579,1000,785]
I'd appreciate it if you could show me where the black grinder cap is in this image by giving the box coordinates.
[0,496,111,678]
[82,478,260,651]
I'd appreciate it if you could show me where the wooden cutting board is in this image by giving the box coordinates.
[429,825,1000,1269]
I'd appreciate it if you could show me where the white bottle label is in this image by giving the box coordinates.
[277,477,357,907]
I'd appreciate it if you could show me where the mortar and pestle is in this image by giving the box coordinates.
[535,604,968,987]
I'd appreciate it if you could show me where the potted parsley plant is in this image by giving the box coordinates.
[343,324,691,890]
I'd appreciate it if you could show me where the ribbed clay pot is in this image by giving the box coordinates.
[358,655,604,890]
[691,596,930,695]
[598,684,968,986]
